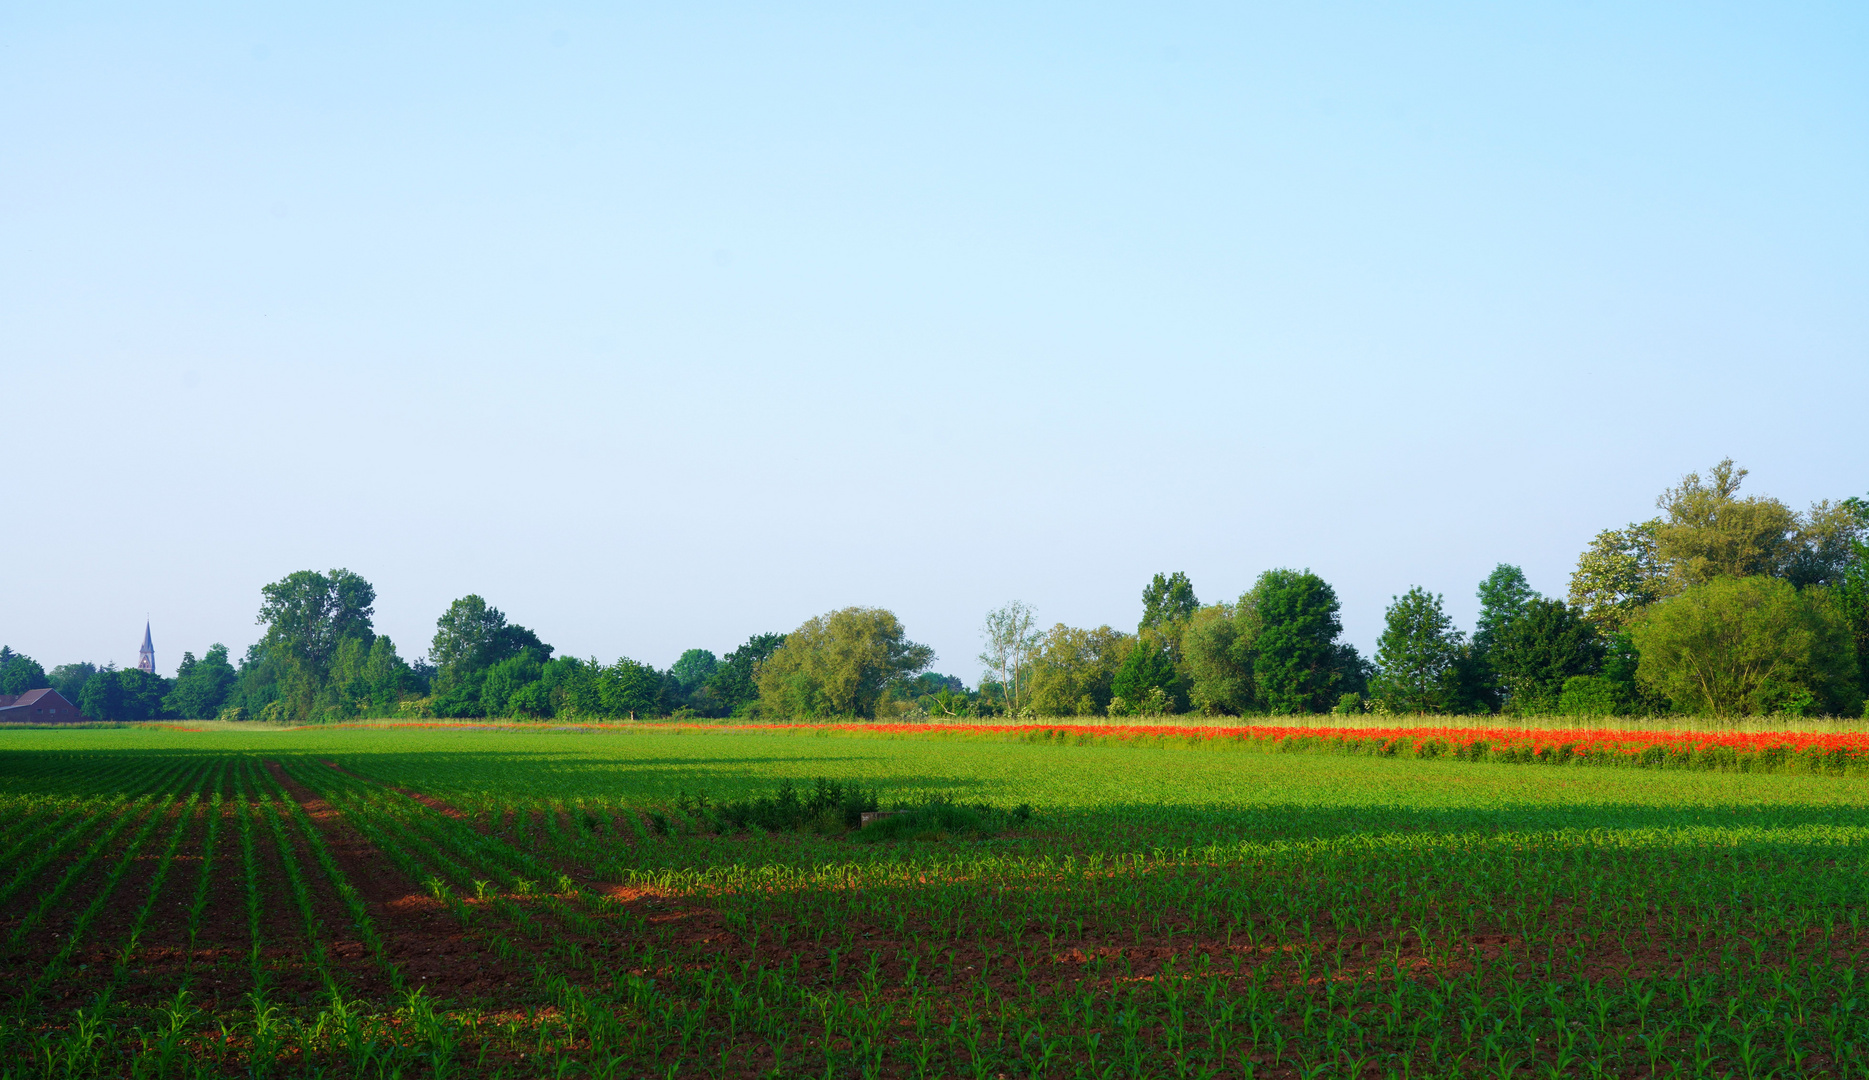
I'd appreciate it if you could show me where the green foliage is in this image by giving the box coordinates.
[162,644,237,719]
[757,607,933,719]
[690,633,785,717]
[1569,520,1666,631]
[47,662,98,702]
[429,595,551,675]
[1139,571,1198,633]
[1109,632,1186,715]
[1630,575,1862,717]
[1474,564,1539,655]
[1556,674,1623,716]
[1251,568,1349,714]
[715,778,880,832]
[1026,624,1130,716]
[76,665,172,721]
[1183,603,1254,714]
[1654,460,1803,587]
[0,647,49,696]
[978,601,1042,717]
[669,649,718,694]
[850,796,1026,843]
[1373,587,1467,713]
[1491,599,1605,714]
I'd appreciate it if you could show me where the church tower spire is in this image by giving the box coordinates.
[139,622,155,674]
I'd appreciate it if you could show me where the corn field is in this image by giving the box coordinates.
[3,725,1869,1078]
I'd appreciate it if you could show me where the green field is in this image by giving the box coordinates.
[3,725,1869,1078]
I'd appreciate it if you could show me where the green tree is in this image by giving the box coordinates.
[1491,600,1604,714]
[427,595,552,716]
[1026,624,1132,716]
[1654,460,1801,587]
[598,657,666,717]
[78,664,124,720]
[979,602,1042,718]
[1788,498,1867,588]
[480,649,547,718]
[757,608,933,719]
[1630,576,1861,717]
[429,595,553,673]
[1183,603,1255,715]
[1569,520,1666,631]
[48,662,98,702]
[670,649,719,695]
[255,568,378,720]
[699,633,786,717]
[1474,565,1538,655]
[0,648,49,696]
[324,635,417,716]
[1832,521,1869,692]
[1110,632,1186,715]
[162,644,237,719]
[1373,587,1466,714]
[116,668,171,721]
[1140,572,1199,634]
[1251,569,1348,714]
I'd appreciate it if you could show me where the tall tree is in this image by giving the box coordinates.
[1140,572,1199,633]
[757,608,933,719]
[1654,460,1801,587]
[700,633,786,716]
[1110,634,1185,714]
[429,595,552,674]
[1183,603,1254,715]
[1474,565,1539,655]
[978,601,1042,718]
[1630,575,1860,717]
[1373,587,1467,714]
[0,648,49,696]
[1491,600,1604,714]
[1251,569,1348,714]
[48,662,98,703]
[670,649,719,694]
[258,569,377,675]
[163,644,237,719]
[1026,624,1131,716]
[1569,521,1666,631]
[78,665,125,721]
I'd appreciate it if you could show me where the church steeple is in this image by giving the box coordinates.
[139,622,155,674]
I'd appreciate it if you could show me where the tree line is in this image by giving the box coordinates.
[1,460,1862,722]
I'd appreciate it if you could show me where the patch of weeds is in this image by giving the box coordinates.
[716,779,879,833]
[853,795,1035,843]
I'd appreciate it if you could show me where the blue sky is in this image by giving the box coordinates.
[3,2,1865,681]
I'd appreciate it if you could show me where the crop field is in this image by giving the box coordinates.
[3,725,1869,1078]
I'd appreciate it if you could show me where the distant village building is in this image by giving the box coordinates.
[139,622,155,674]
[0,689,87,723]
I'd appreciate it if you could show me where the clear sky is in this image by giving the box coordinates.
[3,2,1865,681]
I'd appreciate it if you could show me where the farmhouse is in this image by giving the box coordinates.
[0,688,88,723]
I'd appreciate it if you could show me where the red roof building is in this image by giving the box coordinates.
[0,688,90,723]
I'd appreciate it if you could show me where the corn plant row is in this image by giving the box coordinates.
[253,760,406,994]
[13,771,203,1015]
[247,766,341,1004]
[231,760,267,997]
[0,758,192,914]
[88,765,217,1013]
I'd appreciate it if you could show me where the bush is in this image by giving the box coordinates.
[1556,675,1622,716]
[707,780,1033,841]
[716,778,879,833]
[851,796,1034,844]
